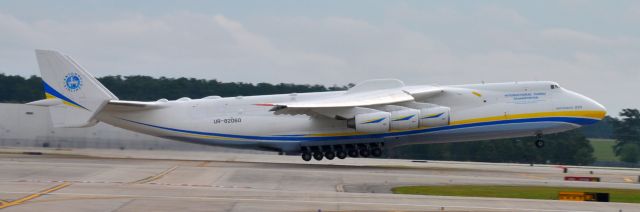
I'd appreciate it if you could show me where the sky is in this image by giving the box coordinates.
[0,0,639,115]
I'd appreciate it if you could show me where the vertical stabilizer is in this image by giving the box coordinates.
[35,49,118,127]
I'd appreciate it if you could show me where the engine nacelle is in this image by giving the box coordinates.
[418,106,450,128]
[389,109,420,130]
[349,111,390,133]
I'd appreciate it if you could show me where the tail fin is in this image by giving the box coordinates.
[32,49,118,127]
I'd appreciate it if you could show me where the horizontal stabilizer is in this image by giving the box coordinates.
[26,98,63,107]
[103,100,166,111]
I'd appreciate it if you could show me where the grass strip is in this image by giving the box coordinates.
[392,185,640,203]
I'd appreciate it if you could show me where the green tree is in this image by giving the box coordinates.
[580,116,616,139]
[0,74,44,103]
[390,129,595,165]
[612,109,640,156]
[619,144,639,164]
[0,74,347,103]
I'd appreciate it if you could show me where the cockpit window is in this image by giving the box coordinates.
[550,84,560,89]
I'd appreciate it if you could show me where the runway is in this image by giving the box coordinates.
[0,148,639,211]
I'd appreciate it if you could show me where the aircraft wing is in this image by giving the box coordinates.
[262,79,444,118]
[267,89,415,109]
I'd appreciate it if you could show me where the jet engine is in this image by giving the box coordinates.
[348,111,390,133]
[418,106,450,128]
[388,108,420,130]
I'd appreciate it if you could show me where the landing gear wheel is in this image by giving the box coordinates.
[371,147,382,157]
[535,139,545,148]
[347,149,358,158]
[359,148,370,157]
[336,150,347,159]
[301,152,312,161]
[324,151,335,160]
[313,152,324,161]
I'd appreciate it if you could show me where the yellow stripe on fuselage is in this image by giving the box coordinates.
[155,110,606,140]
[186,133,243,141]
[450,110,606,125]
[307,131,370,137]
[305,110,605,137]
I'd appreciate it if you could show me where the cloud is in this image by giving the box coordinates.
[0,4,639,114]
[0,12,352,83]
[626,3,640,21]
[540,28,613,46]
[475,5,529,25]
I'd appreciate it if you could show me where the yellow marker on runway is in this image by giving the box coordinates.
[197,161,211,167]
[518,173,546,180]
[129,166,178,184]
[0,182,72,209]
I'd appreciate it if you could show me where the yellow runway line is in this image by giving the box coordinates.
[129,166,178,184]
[0,182,72,209]
[197,161,210,167]
[518,173,546,180]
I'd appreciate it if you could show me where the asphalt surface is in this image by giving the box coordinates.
[0,148,639,212]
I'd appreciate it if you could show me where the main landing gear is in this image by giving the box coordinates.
[300,143,384,161]
[313,151,324,161]
[535,133,544,148]
[336,150,347,159]
[301,152,312,161]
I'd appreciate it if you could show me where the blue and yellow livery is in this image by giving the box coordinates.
[29,49,607,161]
[43,81,88,110]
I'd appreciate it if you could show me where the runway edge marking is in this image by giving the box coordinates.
[129,166,178,184]
[20,191,597,212]
[0,182,72,209]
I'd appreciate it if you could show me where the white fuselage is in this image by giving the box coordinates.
[97,81,606,153]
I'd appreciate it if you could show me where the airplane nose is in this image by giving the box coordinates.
[566,89,607,120]
[585,96,607,120]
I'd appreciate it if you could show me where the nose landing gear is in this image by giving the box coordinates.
[535,133,544,148]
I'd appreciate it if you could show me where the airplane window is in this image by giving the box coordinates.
[550,85,555,89]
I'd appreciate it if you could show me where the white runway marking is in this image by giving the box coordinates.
[0,190,596,212]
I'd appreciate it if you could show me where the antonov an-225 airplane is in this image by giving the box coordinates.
[27,50,607,161]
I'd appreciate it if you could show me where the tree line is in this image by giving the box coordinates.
[0,74,347,102]
[389,130,596,165]
[389,108,639,165]
[0,73,637,165]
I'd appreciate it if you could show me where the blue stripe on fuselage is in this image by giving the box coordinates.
[120,116,598,142]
